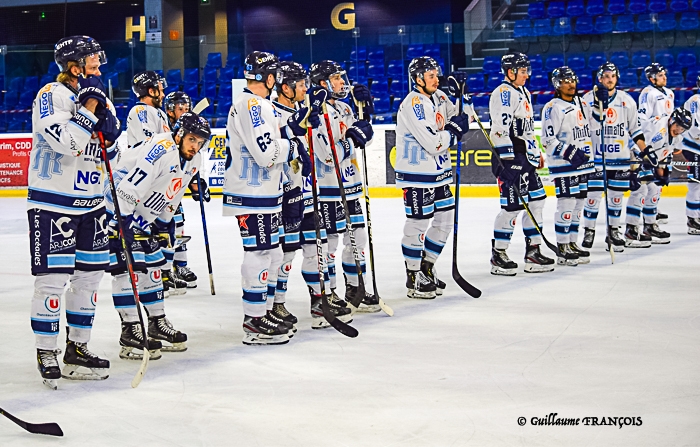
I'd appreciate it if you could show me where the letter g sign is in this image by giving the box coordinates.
[331,2,355,30]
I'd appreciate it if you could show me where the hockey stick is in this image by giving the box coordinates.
[306,96,358,338]
[192,98,210,115]
[195,173,215,295]
[594,86,615,263]
[321,101,368,312]
[469,109,562,258]
[0,407,63,437]
[355,99,394,315]
[99,132,151,388]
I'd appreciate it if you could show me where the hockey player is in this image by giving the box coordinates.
[105,112,209,358]
[625,108,691,244]
[28,35,121,387]
[581,62,647,252]
[394,56,469,296]
[308,60,381,311]
[638,63,675,225]
[223,51,314,344]
[541,66,596,266]
[489,52,554,276]
[681,77,700,235]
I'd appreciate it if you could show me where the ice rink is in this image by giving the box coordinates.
[1,194,698,446]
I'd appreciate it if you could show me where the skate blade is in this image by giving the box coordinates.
[42,379,58,390]
[656,218,668,225]
[186,281,197,288]
[576,257,591,264]
[557,258,579,266]
[625,240,651,248]
[168,288,187,296]
[356,304,382,313]
[242,333,289,345]
[605,245,625,252]
[489,266,517,277]
[311,316,331,329]
[688,228,700,235]
[119,346,162,361]
[524,263,555,273]
[435,288,445,296]
[61,364,109,380]
[160,342,188,352]
[650,238,670,244]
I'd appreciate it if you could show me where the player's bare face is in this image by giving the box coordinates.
[512,68,529,87]
[559,79,577,99]
[421,70,440,95]
[173,103,189,121]
[600,72,617,91]
[652,71,667,87]
[330,74,345,94]
[83,55,102,77]
[151,82,165,108]
[180,134,206,160]
[670,122,686,137]
[294,80,308,102]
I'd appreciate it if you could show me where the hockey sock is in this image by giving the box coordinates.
[241,250,272,317]
[570,198,585,243]
[643,183,660,224]
[493,209,519,250]
[139,268,165,318]
[327,234,339,289]
[274,251,297,304]
[688,182,700,218]
[625,185,645,226]
[555,197,575,245]
[265,247,284,311]
[112,273,139,323]
[31,274,69,350]
[161,246,175,272]
[608,190,624,226]
[402,217,430,270]
[341,227,367,287]
[301,243,330,295]
[65,270,102,344]
[583,190,603,228]
[522,199,545,245]
[423,209,454,263]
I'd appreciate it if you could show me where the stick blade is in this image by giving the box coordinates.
[452,265,482,298]
[131,349,149,388]
[26,422,64,437]
[378,298,394,316]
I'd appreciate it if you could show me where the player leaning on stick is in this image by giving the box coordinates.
[541,66,595,266]
[489,52,554,276]
[29,35,121,388]
[681,77,700,235]
[394,56,469,297]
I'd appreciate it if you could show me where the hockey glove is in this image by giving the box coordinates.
[287,106,320,136]
[640,147,659,166]
[152,218,176,249]
[289,137,312,178]
[593,83,609,112]
[654,166,670,186]
[629,170,642,192]
[94,108,122,143]
[282,186,305,227]
[309,87,328,112]
[497,163,522,189]
[189,176,210,202]
[561,144,589,169]
[78,75,107,109]
[345,120,374,148]
[445,114,470,141]
[351,84,374,118]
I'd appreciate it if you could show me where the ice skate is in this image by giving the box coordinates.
[421,258,446,296]
[624,224,652,248]
[119,321,162,360]
[490,240,518,276]
[569,242,590,264]
[162,268,187,296]
[272,302,298,325]
[266,310,296,338]
[61,340,109,381]
[37,349,61,390]
[173,265,197,288]
[688,217,700,235]
[581,227,595,249]
[656,212,668,224]
[148,316,188,351]
[524,238,555,273]
[643,223,670,244]
[556,243,579,266]
[242,315,289,345]
[604,226,625,252]
[406,268,437,299]
[345,279,381,313]
[310,288,353,329]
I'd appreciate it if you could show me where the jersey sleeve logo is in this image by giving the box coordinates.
[411,96,425,121]
[500,87,511,107]
[543,106,552,121]
[248,98,265,128]
[145,139,174,164]
[136,106,148,124]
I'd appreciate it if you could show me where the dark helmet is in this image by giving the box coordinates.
[669,107,692,131]
[164,91,192,113]
[276,61,309,92]
[310,60,350,99]
[244,51,279,82]
[172,111,212,142]
[54,35,106,72]
[697,74,700,89]
[596,61,620,81]
[501,52,531,76]
[408,56,442,83]
[644,62,667,81]
[132,71,167,98]
[551,66,579,90]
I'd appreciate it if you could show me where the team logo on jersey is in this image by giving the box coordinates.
[640,93,648,104]
[543,107,552,121]
[652,132,664,144]
[605,108,618,124]
[411,96,425,121]
[435,112,445,131]
[259,269,268,283]
[136,106,148,124]
[248,98,265,128]
[93,214,109,250]
[339,121,348,137]
[149,269,162,283]
[665,99,672,112]
[45,296,60,313]
[691,101,698,114]
[90,291,98,307]
[576,110,585,126]
[145,140,174,164]
[500,87,510,107]
[50,217,74,240]
[237,214,249,231]
[587,198,596,206]
[561,212,572,221]
[39,91,54,118]
[166,177,183,200]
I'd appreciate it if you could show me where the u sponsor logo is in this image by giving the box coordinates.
[45,296,60,313]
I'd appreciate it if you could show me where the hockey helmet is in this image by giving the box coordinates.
[54,36,106,72]
[244,51,279,83]
[669,107,692,131]
[132,71,167,98]
[551,66,579,90]
[501,52,531,77]
[276,61,309,92]
[644,63,667,81]
[164,91,192,113]
[310,60,350,99]
[408,56,443,82]
[596,62,620,81]
[172,112,212,142]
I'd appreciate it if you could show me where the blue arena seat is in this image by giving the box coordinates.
[575,16,594,34]
[615,15,636,33]
[217,82,232,102]
[183,83,198,98]
[608,0,626,14]
[183,68,199,85]
[534,19,552,36]
[206,53,222,69]
[588,52,607,68]
[552,18,572,34]
[219,67,235,83]
[483,56,501,73]
[370,78,389,94]
[667,69,684,85]
[226,53,241,69]
[425,44,441,60]
[166,69,181,87]
[567,0,585,16]
[529,73,549,90]
[18,90,35,108]
[657,13,677,31]
[656,51,674,67]
[350,46,367,61]
[48,62,60,76]
[486,76,503,90]
[611,51,630,68]
[619,68,639,87]
[373,94,390,114]
[632,51,652,68]
[595,16,614,34]
[545,54,565,71]
[203,68,217,84]
[649,0,667,12]
[685,67,700,86]
[694,0,700,10]
[406,45,423,60]
[473,95,489,108]
[514,20,533,38]
[578,73,593,90]
[39,74,53,87]
[537,93,554,104]
[278,50,293,61]
[671,0,690,11]
[530,55,544,71]
[528,2,546,18]
[9,77,23,91]
[368,48,385,64]
[467,73,486,92]
[348,64,367,79]
[547,1,565,17]
[566,53,586,71]
[679,12,700,29]
[636,14,655,32]
[387,60,404,78]
[629,0,648,13]
[587,0,605,15]
[3,90,19,109]
[677,49,698,67]
[23,76,39,93]
[202,83,216,99]
[390,79,408,96]
[368,64,385,78]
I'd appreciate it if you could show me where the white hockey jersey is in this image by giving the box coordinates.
[126,102,171,148]
[104,132,201,228]
[27,81,118,215]
[223,89,293,216]
[641,115,683,161]
[489,82,539,166]
[541,96,595,178]
[272,101,304,190]
[582,89,644,170]
[394,88,457,188]
[638,85,674,135]
[680,94,700,156]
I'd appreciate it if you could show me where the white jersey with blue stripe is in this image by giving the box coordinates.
[638,85,674,136]
[488,82,539,166]
[126,102,171,148]
[272,100,304,191]
[681,94,700,156]
[541,96,595,178]
[27,81,118,215]
[394,88,457,188]
[223,89,292,216]
[642,115,682,161]
[582,89,644,170]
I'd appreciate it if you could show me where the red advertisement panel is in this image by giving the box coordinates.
[0,134,32,187]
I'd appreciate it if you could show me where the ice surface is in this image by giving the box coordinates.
[1,196,698,446]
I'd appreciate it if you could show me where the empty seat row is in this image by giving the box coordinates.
[529,0,700,19]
